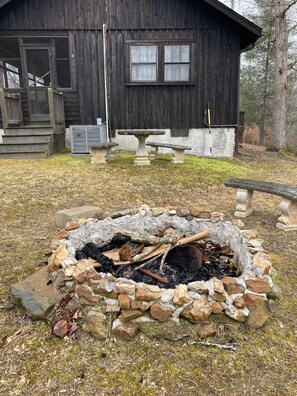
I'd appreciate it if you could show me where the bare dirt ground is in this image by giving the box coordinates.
[0,146,296,396]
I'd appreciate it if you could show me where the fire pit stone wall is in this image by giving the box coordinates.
[49,206,275,341]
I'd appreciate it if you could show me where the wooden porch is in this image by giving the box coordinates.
[0,88,66,158]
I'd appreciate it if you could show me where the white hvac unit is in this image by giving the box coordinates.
[70,125,107,154]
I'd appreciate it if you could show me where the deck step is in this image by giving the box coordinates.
[4,127,53,136]
[2,134,53,145]
[0,151,49,159]
[0,142,50,153]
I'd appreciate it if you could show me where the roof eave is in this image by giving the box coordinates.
[203,0,262,37]
[0,0,12,7]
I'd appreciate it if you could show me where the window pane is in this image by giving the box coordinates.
[131,64,157,81]
[1,60,22,88]
[131,46,157,63]
[164,64,189,82]
[26,49,51,87]
[165,45,190,63]
[56,59,71,87]
[55,38,69,58]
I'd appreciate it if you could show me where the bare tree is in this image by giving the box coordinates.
[271,0,297,149]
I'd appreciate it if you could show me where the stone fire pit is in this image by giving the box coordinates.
[11,206,276,341]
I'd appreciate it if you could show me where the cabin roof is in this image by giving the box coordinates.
[0,0,261,49]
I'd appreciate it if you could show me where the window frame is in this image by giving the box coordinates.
[127,41,195,86]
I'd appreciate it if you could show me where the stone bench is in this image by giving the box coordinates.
[224,178,297,231]
[146,142,192,164]
[89,142,119,164]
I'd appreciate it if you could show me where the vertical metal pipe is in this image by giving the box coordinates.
[102,24,110,142]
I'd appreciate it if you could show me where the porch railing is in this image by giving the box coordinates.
[48,88,65,135]
[0,89,23,128]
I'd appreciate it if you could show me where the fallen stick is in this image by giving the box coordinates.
[187,340,238,351]
[159,243,172,273]
[0,305,15,310]
[138,268,169,284]
[159,230,209,272]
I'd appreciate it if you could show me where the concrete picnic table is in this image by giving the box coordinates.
[117,129,166,166]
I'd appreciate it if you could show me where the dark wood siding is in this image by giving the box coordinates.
[0,0,242,130]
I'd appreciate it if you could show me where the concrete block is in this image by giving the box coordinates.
[56,206,101,228]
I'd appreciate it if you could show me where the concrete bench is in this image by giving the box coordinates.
[89,142,119,164]
[146,142,192,164]
[224,178,297,231]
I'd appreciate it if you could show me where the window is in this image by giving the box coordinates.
[0,37,22,88]
[130,45,157,82]
[164,45,190,82]
[129,43,192,84]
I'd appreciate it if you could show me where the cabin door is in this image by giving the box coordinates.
[23,46,55,122]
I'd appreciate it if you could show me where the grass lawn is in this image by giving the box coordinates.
[0,146,296,395]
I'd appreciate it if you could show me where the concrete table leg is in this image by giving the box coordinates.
[276,199,297,231]
[234,188,254,218]
[134,135,151,166]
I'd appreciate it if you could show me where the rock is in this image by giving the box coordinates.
[187,281,210,294]
[73,260,99,283]
[212,302,224,314]
[190,207,211,219]
[211,212,224,222]
[10,266,63,323]
[90,279,118,299]
[221,276,245,295]
[138,318,194,341]
[56,206,102,228]
[160,289,175,304]
[233,297,246,309]
[118,294,131,309]
[241,230,258,239]
[64,222,81,231]
[53,269,67,288]
[225,305,248,322]
[211,292,227,302]
[130,300,153,311]
[53,230,70,241]
[64,298,80,313]
[180,296,213,323]
[82,309,107,339]
[244,293,271,329]
[173,284,190,305]
[53,319,69,338]
[252,253,272,276]
[75,284,101,305]
[114,279,136,295]
[150,303,174,322]
[48,245,68,271]
[246,278,272,294]
[107,209,135,219]
[135,288,160,301]
[112,321,139,341]
[176,207,191,217]
[195,322,216,339]
[210,278,225,294]
[232,219,245,229]
[119,309,143,322]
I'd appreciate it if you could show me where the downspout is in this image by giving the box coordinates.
[102,23,110,142]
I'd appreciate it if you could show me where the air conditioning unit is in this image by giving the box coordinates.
[70,125,107,154]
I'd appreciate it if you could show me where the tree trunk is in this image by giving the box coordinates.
[259,39,272,145]
[271,0,288,149]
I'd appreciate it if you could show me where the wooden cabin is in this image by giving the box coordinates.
[0,0,261,158]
